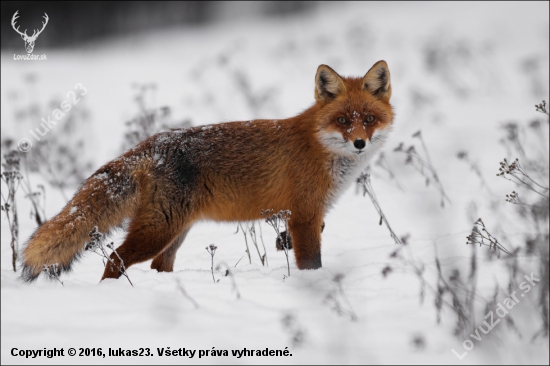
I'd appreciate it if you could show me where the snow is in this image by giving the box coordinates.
[1,2,549,365]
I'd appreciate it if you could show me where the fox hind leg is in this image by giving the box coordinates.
[101,209,186,280]
[150,228,190,272]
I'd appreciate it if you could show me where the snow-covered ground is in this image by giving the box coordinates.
[1,2,549,364]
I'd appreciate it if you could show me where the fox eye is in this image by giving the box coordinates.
[366,115,375,123]
[337,117,348,124]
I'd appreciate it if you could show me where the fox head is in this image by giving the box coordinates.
[314,61,394,157]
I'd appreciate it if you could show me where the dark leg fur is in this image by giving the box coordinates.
[151,228,189,272]
[288,219,323,270]
[276,221,324,251]
[276,231,293,251]
[101,208,184,280]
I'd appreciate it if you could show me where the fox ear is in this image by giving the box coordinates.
[315,65,345,103]
[363,61,392,101]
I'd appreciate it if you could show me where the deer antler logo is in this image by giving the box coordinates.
[11,10,49,54]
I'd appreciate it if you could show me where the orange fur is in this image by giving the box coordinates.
[20,61,394,282]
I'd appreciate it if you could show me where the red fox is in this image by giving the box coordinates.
[21,61,394,282]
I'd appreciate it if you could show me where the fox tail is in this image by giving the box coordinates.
[20,158,140,282]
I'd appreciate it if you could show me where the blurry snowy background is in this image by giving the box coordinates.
[1,1,548,364]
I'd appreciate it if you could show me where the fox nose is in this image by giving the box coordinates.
[354,138,366,150]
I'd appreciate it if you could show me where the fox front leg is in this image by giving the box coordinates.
[276,221,325,251]
[288,218,324,270]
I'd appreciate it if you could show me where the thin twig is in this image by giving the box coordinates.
[261,209,291,276]
[237,223,252,264]
[216,261,241,299]
[42,263,64,286]
[85,227,134,287]
[206,244,218,283]
[357,173,402,245]
[175,278,199,309]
